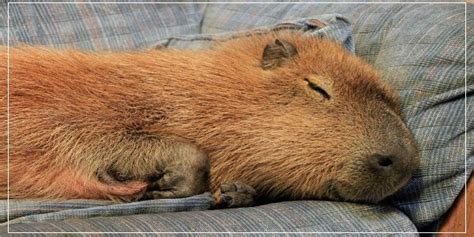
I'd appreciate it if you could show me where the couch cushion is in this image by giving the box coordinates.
[2,3,206,50]
[1,193,213,225]
[2,200,417,234]
[202,3,472,229]
[154,14,353,52]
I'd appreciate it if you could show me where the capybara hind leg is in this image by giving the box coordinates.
[141,168,206,199]
[103,138,210,200]
[140,141,210,200]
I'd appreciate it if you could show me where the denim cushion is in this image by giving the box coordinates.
[2,3,206,50]
[3,200,417,234]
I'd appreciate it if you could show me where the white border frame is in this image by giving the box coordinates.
[5,1,469,235]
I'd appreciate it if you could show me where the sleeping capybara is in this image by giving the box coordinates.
[0,32,420,206]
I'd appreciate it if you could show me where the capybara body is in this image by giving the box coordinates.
[0,32,420,203]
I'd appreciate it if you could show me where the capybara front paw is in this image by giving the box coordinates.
[213,182,256,208]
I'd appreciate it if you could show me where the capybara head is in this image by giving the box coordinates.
[206,32,420,203]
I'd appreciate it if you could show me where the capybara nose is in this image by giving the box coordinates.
[370,154,396,171]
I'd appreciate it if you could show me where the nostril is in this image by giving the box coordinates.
[371,154,395,170]
[377,156,393,167]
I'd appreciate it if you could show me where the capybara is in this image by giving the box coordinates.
[0,31,420,206]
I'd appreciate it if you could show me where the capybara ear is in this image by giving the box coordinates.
[261,39,298,70]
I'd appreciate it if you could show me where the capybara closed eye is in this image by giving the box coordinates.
[0,31,420,204]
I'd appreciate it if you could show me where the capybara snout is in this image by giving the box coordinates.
[0,31,420,204]
[329,108,420,202]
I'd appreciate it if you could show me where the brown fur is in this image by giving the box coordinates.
[0,32,419,202]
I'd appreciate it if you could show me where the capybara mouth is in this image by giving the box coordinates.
[329,183,387,203]
[331,169,416,203]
